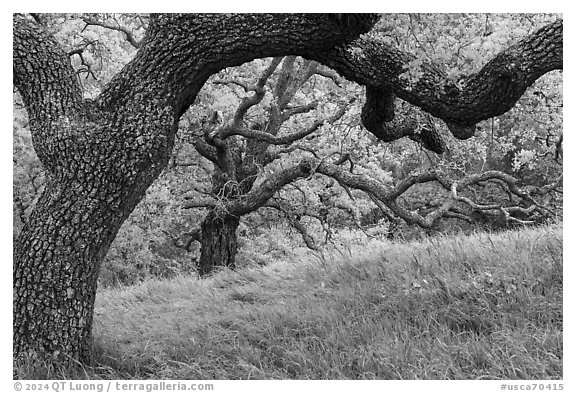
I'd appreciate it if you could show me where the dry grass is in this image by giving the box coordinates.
[15,224,563,379]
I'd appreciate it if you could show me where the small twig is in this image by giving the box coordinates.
[82,15,146,49]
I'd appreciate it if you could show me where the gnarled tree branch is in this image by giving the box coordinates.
[315,18,562,139]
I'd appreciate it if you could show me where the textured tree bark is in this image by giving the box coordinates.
[13,13,562,364]
[195,149,313,275]
[198,210,241,276]
[360,86,446,153]
[316,19,563,138]
[192,56,333,275]
[13,179,130,362]
[13,13,376,363]
[13,15,177,363]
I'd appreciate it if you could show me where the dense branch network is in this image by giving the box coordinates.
[12,13,563,363]
[184,51,561,251]
[81,14,147,49]
[185,150,560,236]
[243,157,559,230]
[184,56,351,250]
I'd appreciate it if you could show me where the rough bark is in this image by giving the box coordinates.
[316,19,563,138]
[13,15,177,363]
[191,56,346,274]
[361,86,447,153]
[13,13,562,363]
[198,210,241,276]
[13,14,376,363]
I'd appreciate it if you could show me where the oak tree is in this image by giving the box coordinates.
[13,13,562,364]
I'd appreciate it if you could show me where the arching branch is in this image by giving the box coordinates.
[226,159,315,216]
[315,18,562,139]
[96,14,379,112]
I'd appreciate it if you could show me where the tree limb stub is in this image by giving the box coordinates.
[360,86,447,153]
[97,13,379,114]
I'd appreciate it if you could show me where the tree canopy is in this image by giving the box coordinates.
[13,13,562,364]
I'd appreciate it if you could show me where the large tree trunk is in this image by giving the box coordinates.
[12,109,176,365]
[14,180,128,362]
[13,15,177,364]
[198,210,241,276]
[13,14,369,362]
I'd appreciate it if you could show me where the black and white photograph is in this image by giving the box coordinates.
[12,11,563,386]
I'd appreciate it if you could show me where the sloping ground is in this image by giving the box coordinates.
[87,224,562,379]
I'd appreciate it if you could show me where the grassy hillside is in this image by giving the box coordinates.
[16,224,563,379]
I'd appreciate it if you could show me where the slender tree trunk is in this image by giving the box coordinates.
[198,210,240,275]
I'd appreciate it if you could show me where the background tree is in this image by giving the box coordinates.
[13,13,562,365]
[179,56,351,274]
[176,14,562,274]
